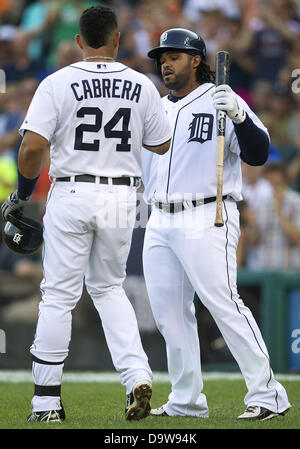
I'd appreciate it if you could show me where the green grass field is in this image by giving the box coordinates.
[0,379,299,430]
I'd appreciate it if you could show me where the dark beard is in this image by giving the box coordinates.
[163,70,190,91]
[163,78,181,90]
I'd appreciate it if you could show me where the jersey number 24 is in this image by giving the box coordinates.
[74,107,131,152]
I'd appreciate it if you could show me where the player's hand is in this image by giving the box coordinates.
[211,85,246,124]
[1,190,27,221]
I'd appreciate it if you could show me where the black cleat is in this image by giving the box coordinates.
[27,402,65,422]
[237,405,289,421]
[125,380,152,421]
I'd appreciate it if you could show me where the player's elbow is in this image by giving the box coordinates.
[20,131,48,156]
[155,140,170,155]
[143,139,171,155]
[242,154,269,166]
[240,136,270,166]
[241,147,269,166]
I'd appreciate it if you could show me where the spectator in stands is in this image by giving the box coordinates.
[2,30,46,83]
[216,13,255,104]
[45,0,98,67]
[240,163,273,268]
[55,40,82,68]
[250,79,273,114]
[236,200,259,268]
[242,163,273,209]
[39,39,82,80]
[0,24,17,67]
[19,0,53,66]
[0,77,37,163]
[250,0,300,83]
[196,5,227,63]
[263,83,297,163]
[288,67,300,192]
[288,136,300,192]
[0,0,13,20]
[0,85,23,163]
[245,162,300,271]
[183,0,240,23]
[136,0,175,50]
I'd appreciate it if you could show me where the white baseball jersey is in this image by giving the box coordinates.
[19,61,171,178]
[142,82,269,203]
[25,60,172,410]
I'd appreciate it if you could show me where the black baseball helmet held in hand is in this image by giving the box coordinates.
[2,212,43,255]
[148,28,207,62]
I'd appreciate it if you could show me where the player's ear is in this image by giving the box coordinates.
[75,34,83,50]
[113,31,120,49]
[192,55,201,70]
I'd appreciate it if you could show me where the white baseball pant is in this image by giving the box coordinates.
[143,198,290,416]
[30,180,152,411]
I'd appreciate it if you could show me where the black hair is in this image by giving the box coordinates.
[79,5,118,49]
[196,60,215,84]
[180,49,215,84]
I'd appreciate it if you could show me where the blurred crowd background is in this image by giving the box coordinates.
[0,0,300,370]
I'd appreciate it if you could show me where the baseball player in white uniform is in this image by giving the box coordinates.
[1,6,171,422]
[142,28,291,420]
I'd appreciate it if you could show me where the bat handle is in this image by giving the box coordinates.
[215,205,224,227]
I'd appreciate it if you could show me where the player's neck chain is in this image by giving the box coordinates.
[84,56,115,61]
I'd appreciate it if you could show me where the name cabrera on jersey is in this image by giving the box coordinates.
[19,61,171,178]
[148,82,269,203]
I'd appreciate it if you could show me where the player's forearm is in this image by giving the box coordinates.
[18,131,48,178]
[234,113,269,166]
[17,132,47,200]
[18,145,44,179]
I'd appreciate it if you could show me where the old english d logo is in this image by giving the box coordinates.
[188,113,214,144]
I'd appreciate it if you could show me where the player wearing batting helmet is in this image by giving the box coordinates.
[141,28,290,421]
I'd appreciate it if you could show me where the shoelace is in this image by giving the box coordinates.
[43,410,60,422]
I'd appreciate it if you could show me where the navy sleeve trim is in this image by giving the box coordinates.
[144,138,171,148]
[234,113,269,166]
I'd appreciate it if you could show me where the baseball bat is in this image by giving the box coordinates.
[214,51,230,227]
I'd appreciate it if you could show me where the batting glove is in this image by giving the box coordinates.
[1,190,27,221]
[211,84,246,124]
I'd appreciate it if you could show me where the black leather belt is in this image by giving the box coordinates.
[55,175,140,186]
[156,195,230,213]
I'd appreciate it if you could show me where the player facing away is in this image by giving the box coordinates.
[142,28,291,420]
[1,6,171,422]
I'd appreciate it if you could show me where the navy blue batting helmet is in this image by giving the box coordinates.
[2,212,43,255]
[148,28,207,62]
